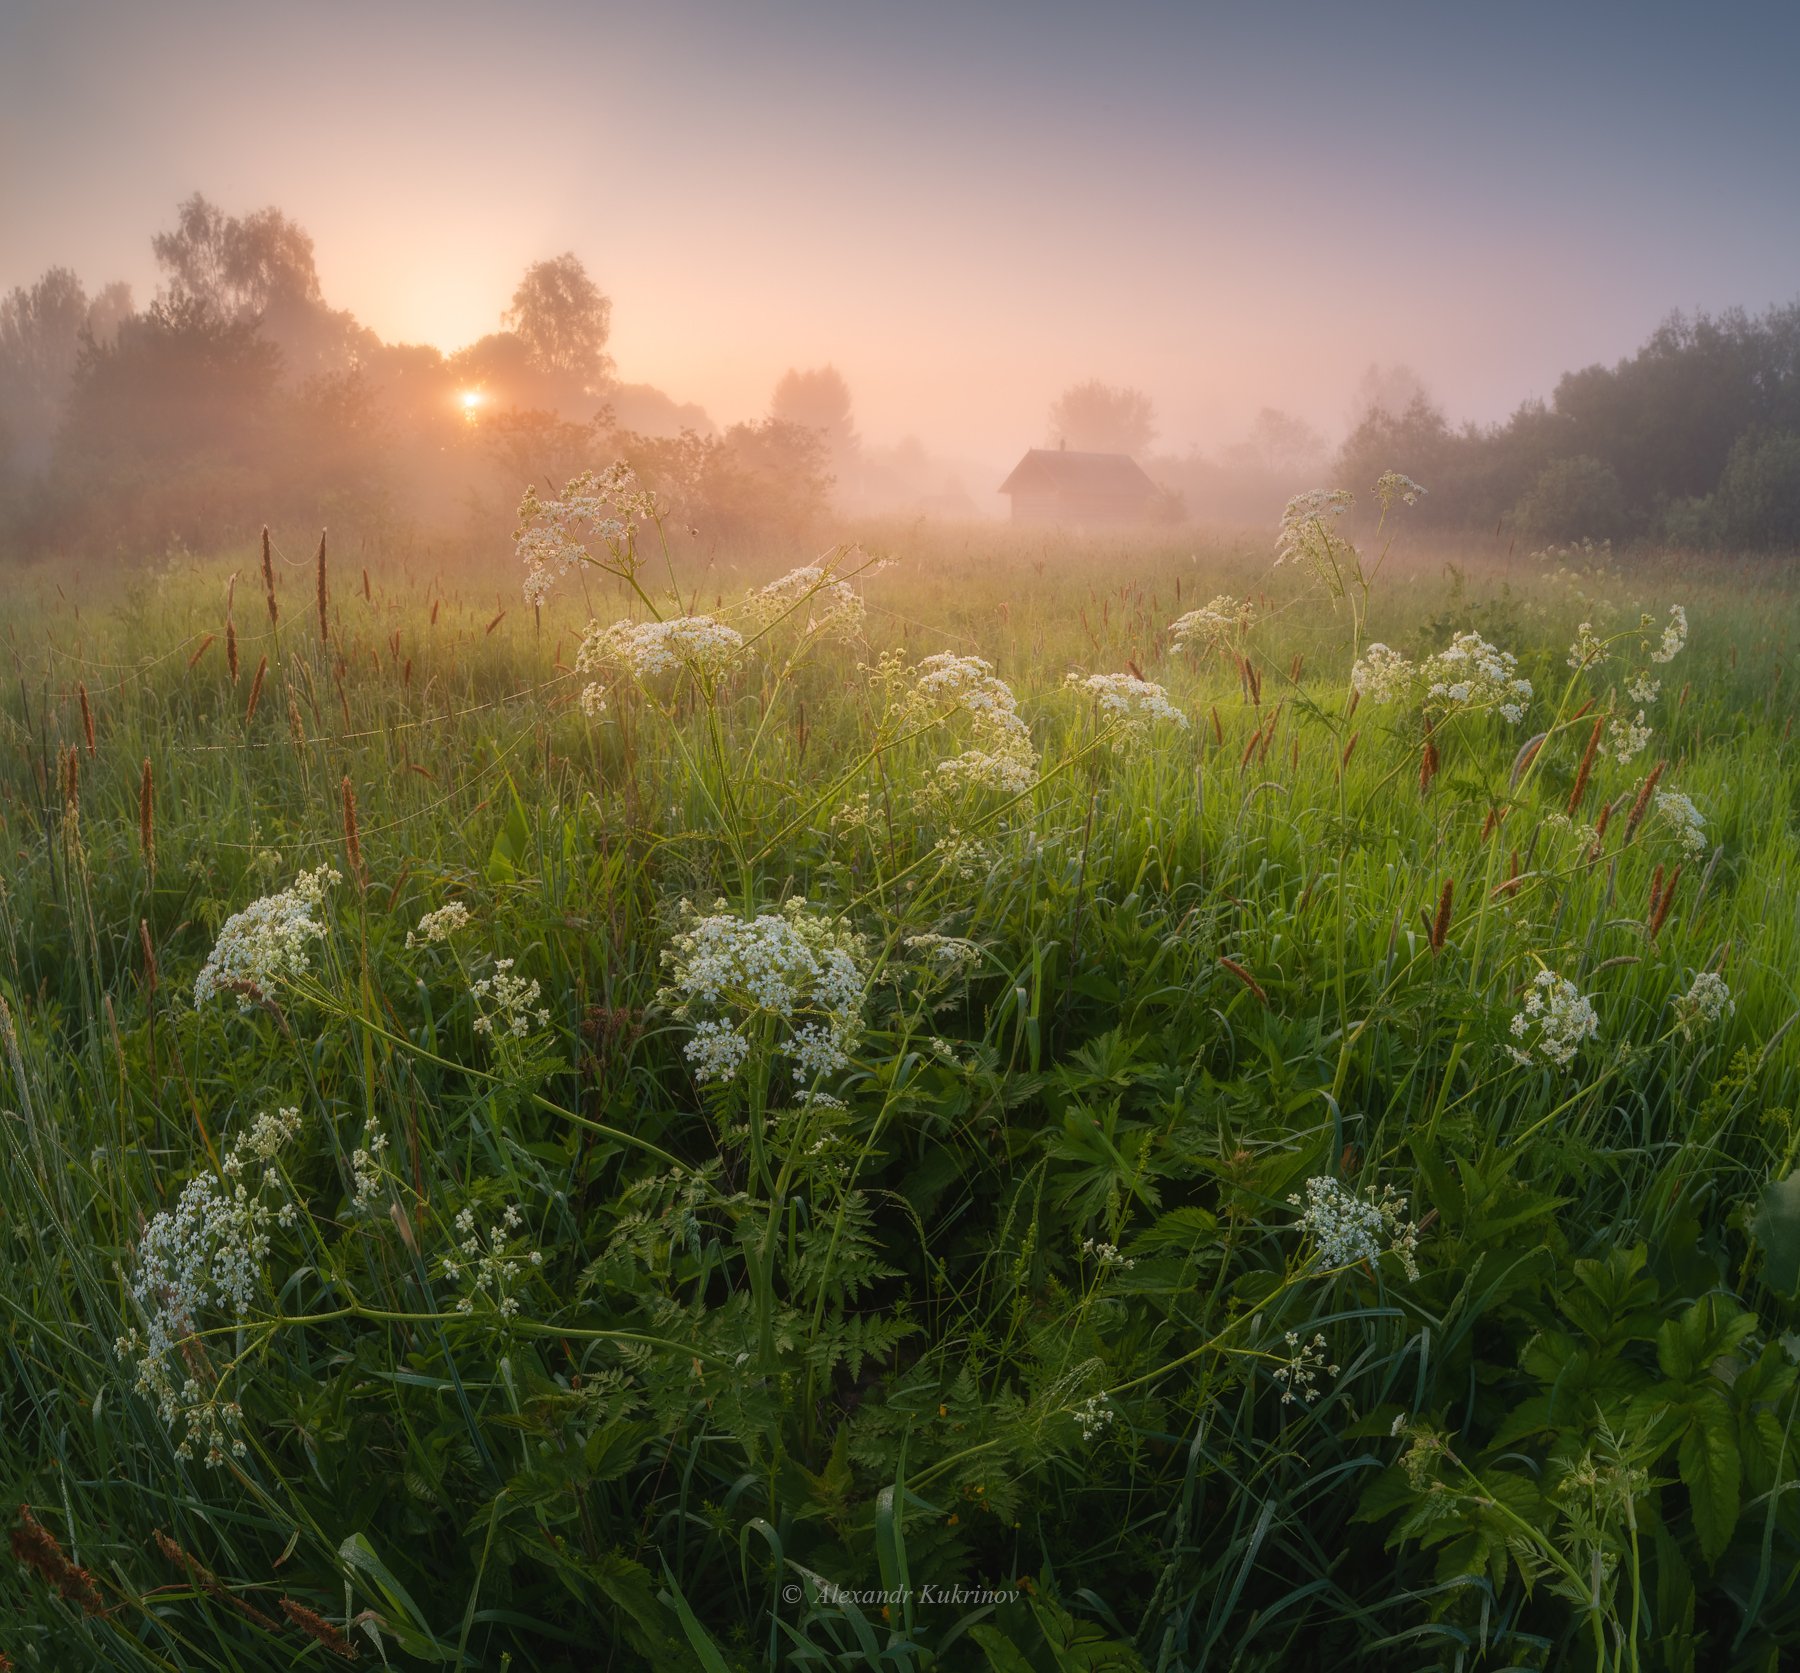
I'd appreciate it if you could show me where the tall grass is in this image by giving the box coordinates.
[2,514,1800,1671]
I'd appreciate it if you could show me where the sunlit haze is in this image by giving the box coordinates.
[5,0,1800,469]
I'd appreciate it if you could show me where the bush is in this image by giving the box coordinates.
[1512,454,1628,543]
[1717,429,1800,550]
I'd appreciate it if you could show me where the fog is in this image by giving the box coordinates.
[4,0,1800,556]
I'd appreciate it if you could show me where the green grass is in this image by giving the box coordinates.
[3,513,1800,1671]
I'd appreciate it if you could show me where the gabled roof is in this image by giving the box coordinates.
[997,448,1160,498]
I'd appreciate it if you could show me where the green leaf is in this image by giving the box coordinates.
[1750,1169,1800,1295]
[1677,1402,1741,1564]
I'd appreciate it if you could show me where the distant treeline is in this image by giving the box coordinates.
[1333,305,1800,549]
[0,195,835,559]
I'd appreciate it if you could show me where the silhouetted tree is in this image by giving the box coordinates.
[154,194,322,316]
[504,254,613,386]
[0,268,100,469]
[1048,380,1155,455]
[772,365,858,453]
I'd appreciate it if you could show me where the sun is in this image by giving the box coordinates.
[458,389,485,414]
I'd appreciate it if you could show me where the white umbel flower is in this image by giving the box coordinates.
[193,866,340,1011]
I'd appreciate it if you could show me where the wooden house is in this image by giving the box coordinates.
[997,445,1161,524]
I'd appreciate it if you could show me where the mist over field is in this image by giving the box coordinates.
[6,5,1800,1672]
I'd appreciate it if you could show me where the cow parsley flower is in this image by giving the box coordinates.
[578,615,745,683]
[904,933,983,974]
[1507,969,1599,1067]
[1065,672,1189,738]
[407,901,471,948]
[1074,1392,1116,1440]
[1568,622,1606,671]
[1421,632,1532,723]
[1288,1176,1420,1278]
[1649,604,1687,664]
[1374,471,1427,510]
[898,652,1039,791]
[116,1112,303,1465]
[193,866,340,1011]
[1655,789,1707,857]
[1607,710,1651,765]
[1170,595,1254,653]
[660,898,868,1089]
[1351,643,1417,703]
[1272,1331,1337,1406]
[471,958,549,1038]
[1673,971,1733,1037]
[743,564,865,639]
[441,1201,537,1321]
[1626,672,1660,705]
[1276,490,1360,596]
[935,746,1037,796]
[514,465,659,604]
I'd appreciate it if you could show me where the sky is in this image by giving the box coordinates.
[4,0,1799,472]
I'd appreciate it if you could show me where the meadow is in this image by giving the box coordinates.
[3,487,1800,1672]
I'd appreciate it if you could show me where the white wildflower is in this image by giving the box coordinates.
[1568,622,1606,671]
[514,465,659,605]
[1626,672,1660,705]
[1507,969,1599,1068]
[1350,643,1417,704]
[1074,1392,1116,1440]
[471,958,549,1039]
[578,615,745,683]
[1649,604,1687,664]
[1374,471,1427,510]
[1421,632,1533,723]
[660,898,868,1090]
[193,866,340,1011]
[1607,710,1651,765]
[1065,672,1189,738]
[407,901,471,949]
[743,563,865,639]
[1655,789,1707,858]
[1272,1331,1338,1406]
[1288,1176,1420,1277]
[1170,595,1254,653]
[1673,971,1733,1038]
[1275,490,1360,596]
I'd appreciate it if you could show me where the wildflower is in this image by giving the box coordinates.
[350,1124,389,1208]
[1169,595,1254,653]
[514,465,659,604]
[1654,789,1707,858]
[906,653,1033,749]
[407,901,471,948]
[743,563,866,639]
[684,1019,752,1085]
[1350,643,1416,704]
[1080,1237,1136,1270]
[577,615,745,684]
[579,683,609,717]
[1275,490,1360,596]
[1272,1331,1338,1406]
[1073,1392,1116,1440]
[1673,970,1733,1037]
[116,1110,303,1464]
[193,866,340,1011]
[1420,632,1532,723]
[1065,672,1189,738]
[1374,471,1427,510]
[471,958,549,1039]
[1648,604,1688,664]
[439,1200,536,1322]
[1607,710,1652,765]
[904,933,983,974]
[1288,1176,1420,1278]
[1567,622,1606,671]
[935,746,1037,796]
[1626,672,1660,704]
[660,898,868,1089]
[1507,969,1599,1067]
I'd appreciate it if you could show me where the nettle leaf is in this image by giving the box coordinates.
[1656,1295,1758,1386]
[1750,1169,1800,1295]
[1676,1396,1741,1564]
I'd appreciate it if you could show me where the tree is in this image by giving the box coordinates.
[1048,380,1155,455]
[1717,430,1800,549]
[1348,363,1432,428]
[153,193,322,317]
[1222,407,1327,478]
[0,268,98,469]
[504,254,613,386]
[771,365,858,454]
[1512,455,1628,544]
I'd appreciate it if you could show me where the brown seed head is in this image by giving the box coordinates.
[11,1505,104,1615]
[138,757,155,865]
[1625,760,1667,842]
[341,775,364,882]
[78,683,95,754]
[316,531,330,644]
[245,656,268,723]
[261,527,278,626]
[280,1597,359,1660]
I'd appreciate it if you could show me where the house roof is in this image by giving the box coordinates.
[997,448,1160,498]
